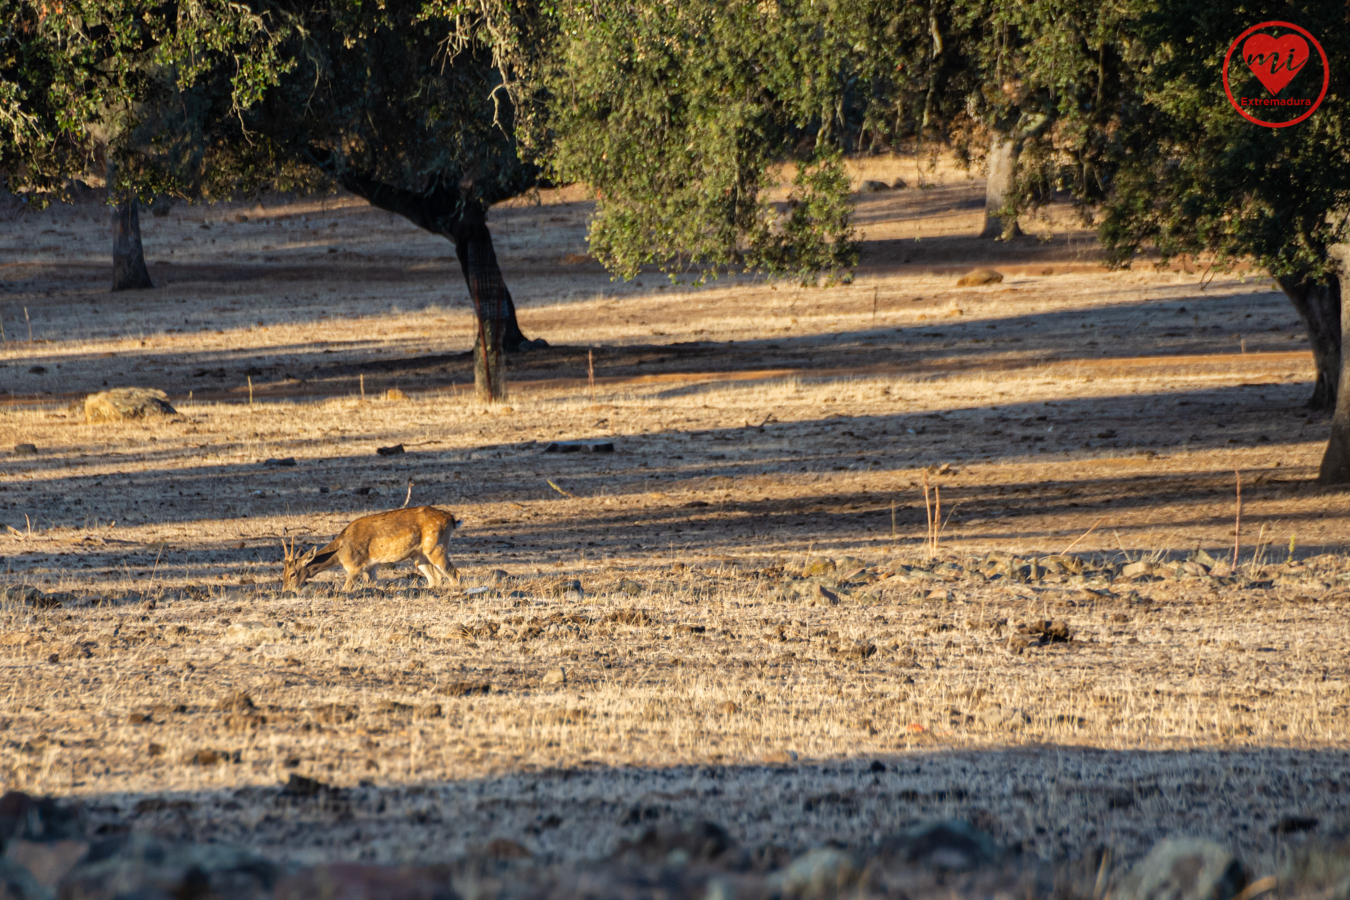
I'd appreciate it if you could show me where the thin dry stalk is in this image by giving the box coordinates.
[588,349,595,402]
[403,479,414,508]
[247,376,254,406]
[359,373,366,401]
[24,306,32,342]
[1060,517,1105,556]
[1233,468,1242,569]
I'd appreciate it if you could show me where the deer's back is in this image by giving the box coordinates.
[337,507,457,562]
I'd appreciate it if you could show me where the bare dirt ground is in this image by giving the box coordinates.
[2,154,1349,891]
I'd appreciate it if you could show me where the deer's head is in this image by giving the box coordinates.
[282,538,319,591]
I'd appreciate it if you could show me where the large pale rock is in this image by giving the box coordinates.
[83,388,176,424]
[1115,838,1246,900]
[875,820,1001,871]
[775,848,860,900]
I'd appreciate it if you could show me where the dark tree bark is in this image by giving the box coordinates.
[1276,273,1340,410]
[1318,245,1350,484]
[111,190,154,291]
[323,165,532,402]
[980,136,1022,239]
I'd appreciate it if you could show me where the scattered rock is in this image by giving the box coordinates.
[803,557,836,576]
[438,681,491,697]
[544,441,614,453]
[815,585,841,606]
[875,820,1001,871]
[955,268,1003,287]
[27,366,45,375]
[890,178,908,190]
[5,837,90,888]
[614,821,732,865]
[82,387,177,424]
[225,621,283,644]
[858,180,891,193]
[927,589,954,601]
[181,749,240,766]
[279,773,333,798]
[764,749,799,765]
[542,667,566,686]
[833,642,877,661]
[1271,816,1319,835]
[262,457,297,468]
[1121,560,1155,579]
[775,847,859,900]
[0,791,86,843]
[617,578,645,596]
[0,585,54,608]
[0,856,48,900]
[385,388,410,401]
[218,693,257,714]
[376,444,405,456]
[486,569,511,582]
[13,443,37,457]
[1114,837,1247,900]
[978,707,1031,731]
[550,579,584,599]
[61,835,279,900]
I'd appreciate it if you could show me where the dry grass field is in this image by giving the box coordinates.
[2,154,1350,890]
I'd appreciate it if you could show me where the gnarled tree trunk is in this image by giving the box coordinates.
[329,169,532,401]
[1317,245,1350,484]
[111,190,153,291]
[1276,274,1340,410]
[980,136,1021,239]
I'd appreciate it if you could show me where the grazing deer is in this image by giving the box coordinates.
[283,507,461,591]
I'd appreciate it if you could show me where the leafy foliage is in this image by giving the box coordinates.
[546,0,945,282]
[0,0,292,204]
[984,0,1350,278]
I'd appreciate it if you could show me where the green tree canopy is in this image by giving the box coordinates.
[544,0,958,283]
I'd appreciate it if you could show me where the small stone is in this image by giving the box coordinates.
[876,820,1001,871]
[550,579,584,598]
[803,556,836,576]
[27,366,45,375]
[764,749,798,764]
[618,578,645,596]
[955,268,1003,287]
[13,443,37,457]
[225,621,283,643]
[376,444,405,456]
[83,387,177,424]
[890,178,908,190]
[280,773,330,797]
[927,589,954,601]
[816,585,841,606]
[47,653,59,664]
[385,388,409,401]
[262,457,297,467]
[858,180,890,193]
[438,681,491,697]
[544,441,586,453]
[776,847,859,899]
[1115,837,1246,900]
[869,760,886,773]
[590,442,615,453]
[542,667,566,685]
[215,691,256,712]
[1121,560,1155,578]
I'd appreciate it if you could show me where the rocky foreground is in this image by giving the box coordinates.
[2,787,1349,900]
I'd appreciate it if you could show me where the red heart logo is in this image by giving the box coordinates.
[1244,33,1309,95]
